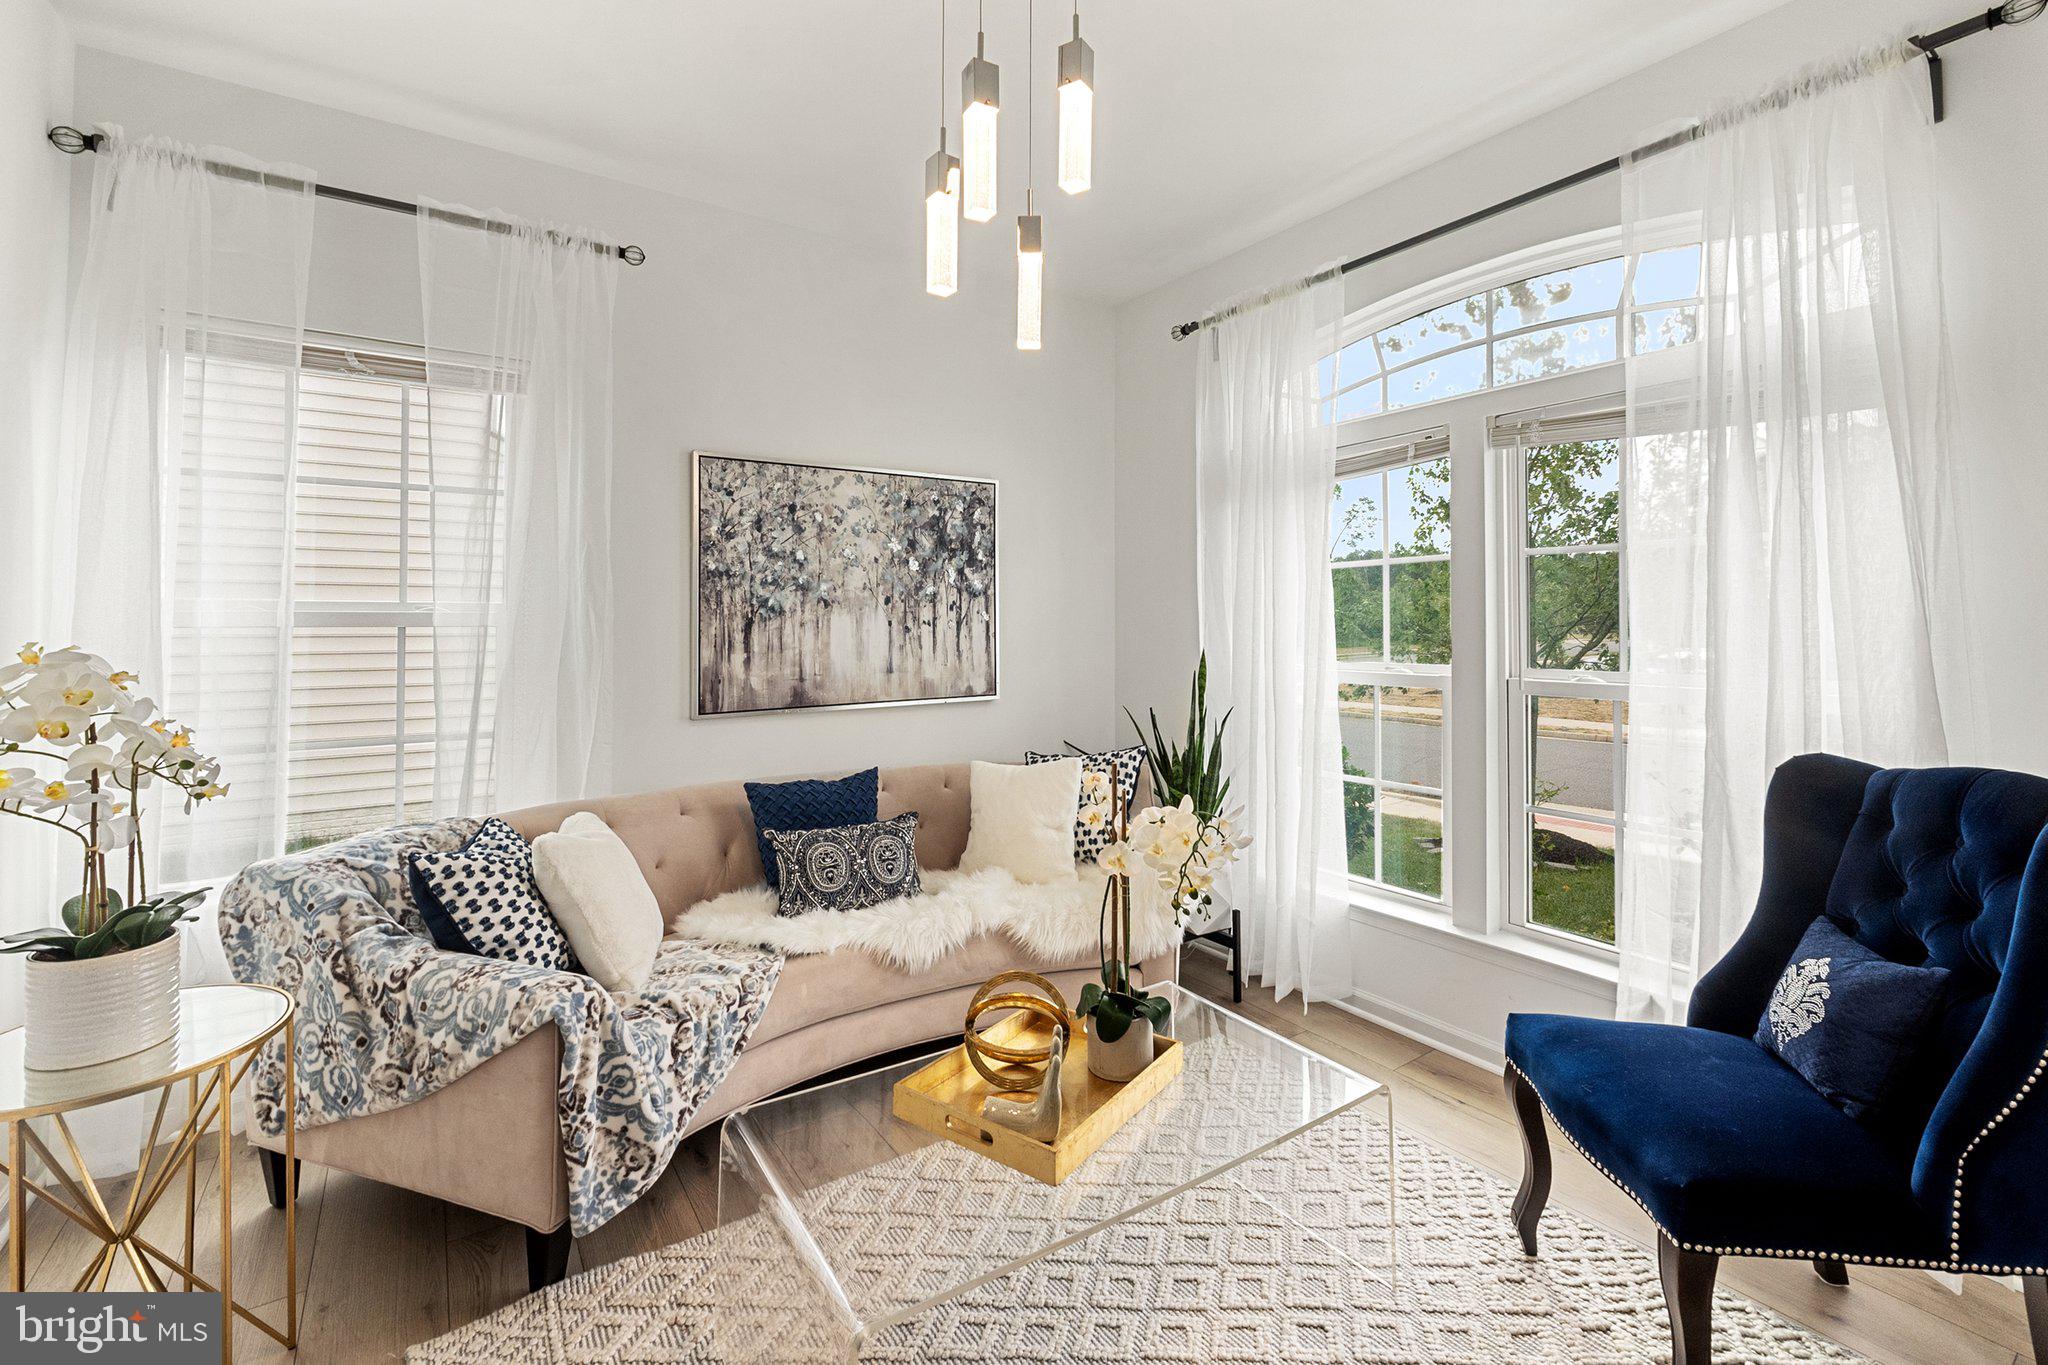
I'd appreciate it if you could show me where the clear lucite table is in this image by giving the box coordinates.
[710,983,1393,1362]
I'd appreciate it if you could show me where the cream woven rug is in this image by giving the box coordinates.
[411,1110,1863,1364]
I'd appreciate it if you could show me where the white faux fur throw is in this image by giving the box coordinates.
[669,866,1179,973]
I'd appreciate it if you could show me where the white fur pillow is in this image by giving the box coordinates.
[532,811,663,994]
[958,758,1082,884]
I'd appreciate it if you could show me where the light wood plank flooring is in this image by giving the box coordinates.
[7,949,2034,1363]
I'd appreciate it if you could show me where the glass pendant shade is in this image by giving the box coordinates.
[961,37,1000,223]
[924,140,961,297]
[1057,21,1094,194]
[1016,213,1043,350]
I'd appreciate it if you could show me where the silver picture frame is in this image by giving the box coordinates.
[690,450,1000,718]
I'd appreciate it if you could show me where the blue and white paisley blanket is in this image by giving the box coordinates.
[217,819,783,1235]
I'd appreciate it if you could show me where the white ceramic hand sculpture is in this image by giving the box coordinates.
[980,1022,1065,1142]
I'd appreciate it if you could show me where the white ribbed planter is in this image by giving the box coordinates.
[23,934,182,1071]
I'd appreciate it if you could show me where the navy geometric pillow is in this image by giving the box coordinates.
[767,813,922,917]
[1754,916,1951,1122]
[745,767,879,888]
[1027,746,1143,862]
[408,817,577,972]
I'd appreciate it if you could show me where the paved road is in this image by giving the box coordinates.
[1339,715,1618,811]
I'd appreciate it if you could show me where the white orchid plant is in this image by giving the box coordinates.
[0,643,225,960]
[1076,766,1251,1045]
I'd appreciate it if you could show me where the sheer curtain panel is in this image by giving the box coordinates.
[418,203,616,814]
[1196,273,1352,1005]
[1617,53,1965,1022]
[49,128,314,987]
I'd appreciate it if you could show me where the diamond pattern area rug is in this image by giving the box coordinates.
[410,1109,1864,1364]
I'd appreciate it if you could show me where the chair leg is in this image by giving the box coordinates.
[1503,1067,1551,1256]
[2024,1276,2047,1365]
[1658,1233,1719,1365]
[1229,908,1243,1003]
[258,1147,300,1211]
[525,1223,573,1292]
[1812,1257,1848,1286]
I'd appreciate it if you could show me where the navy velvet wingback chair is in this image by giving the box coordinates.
[1503,754,2048,1364]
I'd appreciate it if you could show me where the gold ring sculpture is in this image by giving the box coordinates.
[963,970,1072,1094]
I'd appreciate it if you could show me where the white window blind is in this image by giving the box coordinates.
[178,342,506,854]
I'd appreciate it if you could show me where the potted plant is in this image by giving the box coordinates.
[1076,747,1250,1083]
[0,643,226,1070]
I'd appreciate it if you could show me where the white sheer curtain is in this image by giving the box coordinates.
[1196,272,1352,1006]
[49,127,314,985]
[417,203,616,814]
[1617,51,1966,1022]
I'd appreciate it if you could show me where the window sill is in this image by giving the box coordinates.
[1347,888,1619,994]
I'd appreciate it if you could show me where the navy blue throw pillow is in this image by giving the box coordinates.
[1754,917,1950,1121]
[745,767,880,888]
[407,817,577,972]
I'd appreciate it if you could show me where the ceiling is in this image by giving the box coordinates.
[51,0,1793,303]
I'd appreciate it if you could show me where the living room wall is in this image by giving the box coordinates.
[1112,0,2048,1060]
[67,47,1124,800]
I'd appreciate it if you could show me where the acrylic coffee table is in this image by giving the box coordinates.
[709,982,1393,1362]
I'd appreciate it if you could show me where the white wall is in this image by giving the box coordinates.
[0,0,75,1034]
[1114,0,2048,1059]
[70,48,1125,799]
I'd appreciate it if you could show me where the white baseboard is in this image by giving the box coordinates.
[1334,989,1506,1072]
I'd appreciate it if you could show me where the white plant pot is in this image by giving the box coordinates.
[23,934,182,1071]
[1086,1013,1154,1083]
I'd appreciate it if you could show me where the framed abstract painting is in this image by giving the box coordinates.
[692,451,999,716]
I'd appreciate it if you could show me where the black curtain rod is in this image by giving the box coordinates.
[45,125,646,266]
[1168,0,2039,341]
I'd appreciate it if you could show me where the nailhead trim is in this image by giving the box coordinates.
[1502,1058,2048,1276]
[1946,1043,2048,1263]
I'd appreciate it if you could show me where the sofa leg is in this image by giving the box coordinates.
[1502,1068,1551,1256]
[1812,1257,1848,1286]
[1658,1234,1718,1365]
[2024,1276,2048,1364]
[258,1148,300,1211]
[525,1223,573,1292]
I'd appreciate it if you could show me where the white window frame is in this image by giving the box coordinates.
[1496,400,1629,955]
[1332,429,1453,909]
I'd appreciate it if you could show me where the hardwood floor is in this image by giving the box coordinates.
[8,949,2034,1362]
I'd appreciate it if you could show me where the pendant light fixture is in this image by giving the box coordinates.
[1016,0,1043,350]
[961,0,1000,223]
[1057,1,1094,194]
[924,0,961,296]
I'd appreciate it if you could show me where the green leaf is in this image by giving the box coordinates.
[1076,981,1103,1017]
[1091,993,1134,1043]
[1134,994,1173,1029]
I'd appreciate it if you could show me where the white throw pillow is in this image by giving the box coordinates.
[958,758,1082,884]
[532,811,664,994]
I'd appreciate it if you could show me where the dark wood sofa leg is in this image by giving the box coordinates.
[526,1223,573,1292]
[2024,1276,2048,1365]
[1812,1257,1848,1286]
[1503,1067,1551,1255]
[1658,1234,1719,1365]
[258,1147,300,1210]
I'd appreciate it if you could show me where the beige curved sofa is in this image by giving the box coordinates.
[250,762,1174,1286]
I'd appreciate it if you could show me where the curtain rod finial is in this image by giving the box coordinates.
[47,125,97,155]
[619,245,646,266]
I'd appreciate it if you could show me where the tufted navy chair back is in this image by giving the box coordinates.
[1824,769,2048,1108]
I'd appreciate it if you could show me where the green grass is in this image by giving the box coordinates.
[1531,856,1616,944]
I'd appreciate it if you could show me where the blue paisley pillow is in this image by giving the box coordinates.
[1754,916,1949,1122]
[767,813,922,917]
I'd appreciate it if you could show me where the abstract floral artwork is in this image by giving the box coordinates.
[693,452,998,715]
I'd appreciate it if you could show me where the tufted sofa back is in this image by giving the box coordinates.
[497,764,977,929]
[1825,767,2048,1113]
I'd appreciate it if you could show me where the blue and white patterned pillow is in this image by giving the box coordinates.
[767,813,923,917]
[1027,746,1144,862]
[408,817,577,971]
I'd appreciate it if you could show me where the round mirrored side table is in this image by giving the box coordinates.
[0,983,296,1361]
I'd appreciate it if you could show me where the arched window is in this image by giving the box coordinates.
[1316,234,1701,423]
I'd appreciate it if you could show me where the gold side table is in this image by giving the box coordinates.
[0,983,297,1362]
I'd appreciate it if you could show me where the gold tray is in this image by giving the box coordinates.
[891,1009,1184,1185]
